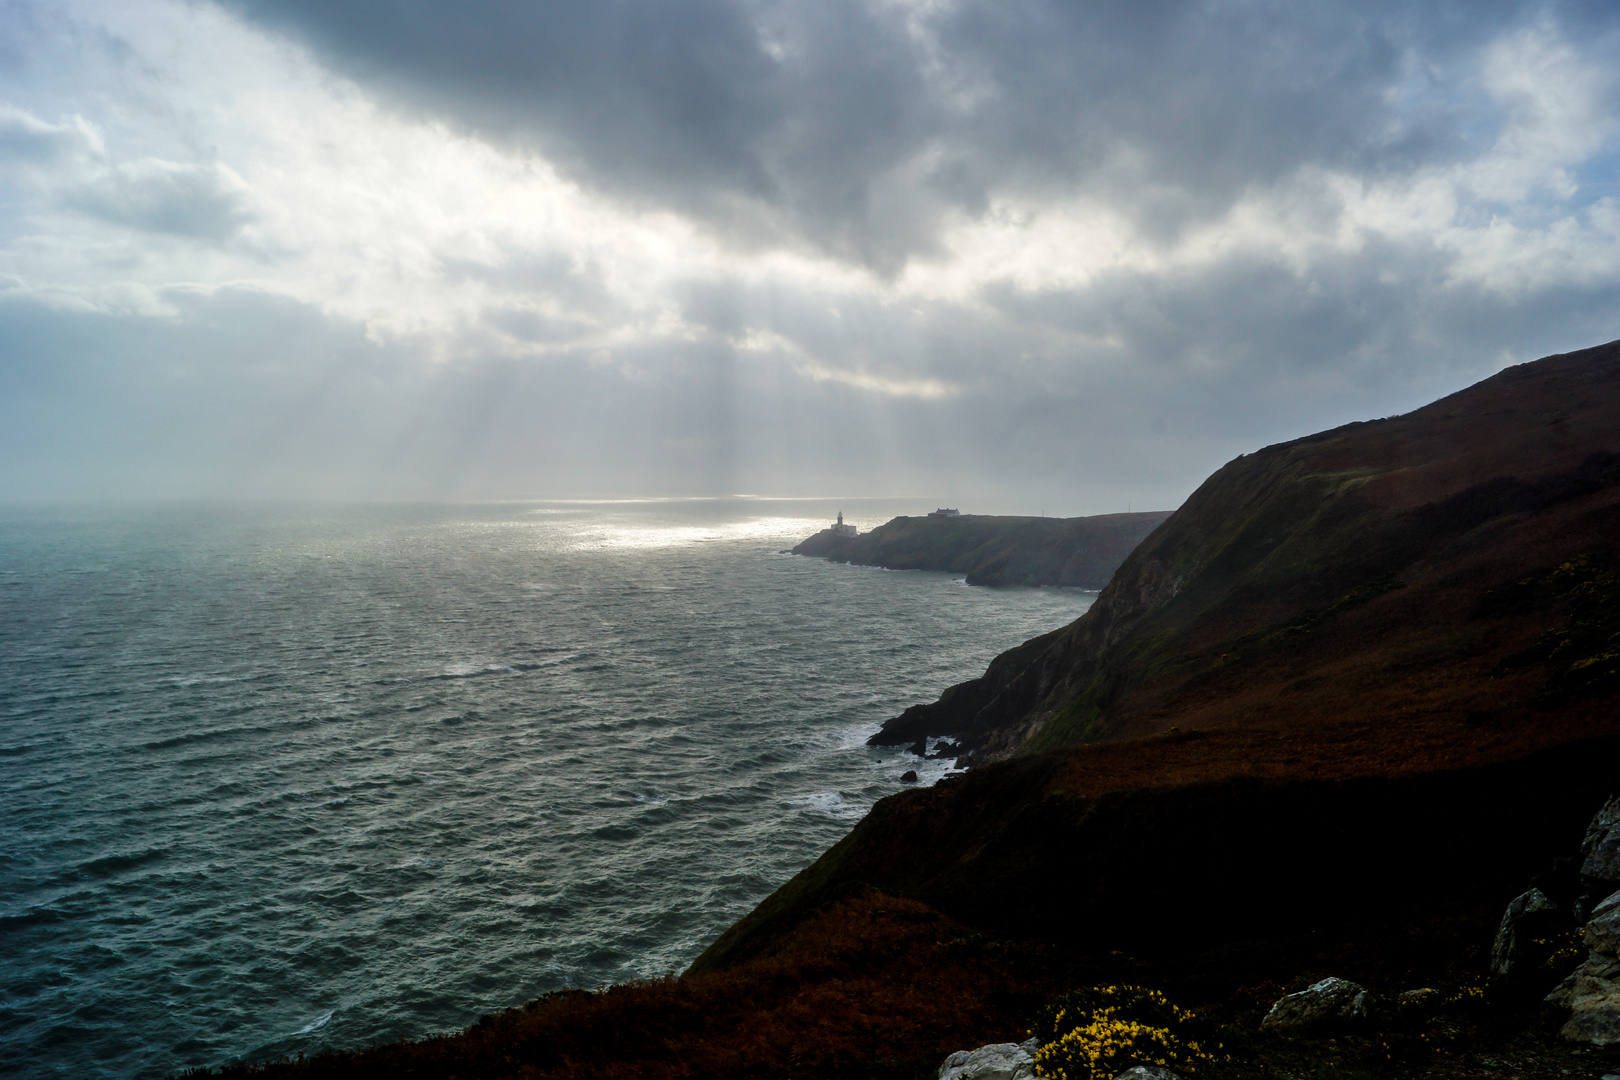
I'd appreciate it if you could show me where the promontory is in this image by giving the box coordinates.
[791,510,1172,588]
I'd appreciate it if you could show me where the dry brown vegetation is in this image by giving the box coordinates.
[196,894,1070,1079]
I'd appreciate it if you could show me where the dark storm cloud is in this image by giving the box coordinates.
[216,0,1619,268]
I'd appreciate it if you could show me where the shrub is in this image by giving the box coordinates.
[1031,986,1220,1080]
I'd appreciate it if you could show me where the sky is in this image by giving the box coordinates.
[1,0,1618,513]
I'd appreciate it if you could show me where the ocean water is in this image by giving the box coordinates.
[0,500,1095,1078]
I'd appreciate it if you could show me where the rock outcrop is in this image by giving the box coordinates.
[1260,977,1384,1034]
[1530,794,1620,1042]
[937,1038,1040,1080]
[1492,888,1565,978]
[1557,890,1620,1043]
[1581,795,1620,920]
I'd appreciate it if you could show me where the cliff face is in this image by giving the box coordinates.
[791,511,1172,588]
[873,340,1620,763]
[696,339,1620,979]
[692,732,1620,975]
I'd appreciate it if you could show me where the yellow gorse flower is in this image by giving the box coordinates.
[1030,986,1219,1080]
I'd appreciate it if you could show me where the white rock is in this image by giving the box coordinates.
[1561,953,1620,1044]
[938,1038,1040,1080]
[1260,976,1381,1033]
[1491,888,1562,977]
[1114,1069,1183,1080]
[1582,796,1620,882]
[1585,890,1620,956]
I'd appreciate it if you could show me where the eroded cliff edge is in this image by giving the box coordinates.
[872,339,1620,763]
[791,511,1172,588]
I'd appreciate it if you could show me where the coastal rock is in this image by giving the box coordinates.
[938,1038,1039,1080]
[1547,971,1578,1011]
[1561,953,1620,1044]
[1583,796,1620,883]
[1114,1068,1183,1080]
[901,770,919,784]
[1491,888,1564,977]
[1578,796,1620,921]
[1559,890,1620,1043]
[1585,890,1620,956]
[1260,977,1383,1034]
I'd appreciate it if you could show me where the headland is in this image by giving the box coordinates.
[791,509,1173,588]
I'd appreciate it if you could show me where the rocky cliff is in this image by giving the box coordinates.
[872,339,1620,764]
[791,511,1172,588]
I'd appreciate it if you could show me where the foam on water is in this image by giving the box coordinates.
[0,500,1094,1078]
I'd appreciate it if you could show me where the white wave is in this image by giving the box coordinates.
[440,662,523,678]
[162,674,248,687]
[836,723,885,750]
[292,1011,333,1035]
[786,791,867,819]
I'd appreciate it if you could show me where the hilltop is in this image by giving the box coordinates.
[791,511,1172,588]
[869,339,1620,763]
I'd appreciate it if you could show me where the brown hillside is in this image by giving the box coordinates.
[873,339,1620,764]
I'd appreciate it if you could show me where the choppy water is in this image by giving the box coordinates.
[0,500,1094,1078]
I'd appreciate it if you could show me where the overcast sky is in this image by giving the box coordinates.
[2,0,1618,512]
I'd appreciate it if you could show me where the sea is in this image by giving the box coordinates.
[0,499,1096,1078]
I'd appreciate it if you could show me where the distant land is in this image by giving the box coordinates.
[207,340,1620,1079]
[790,510,1173,588]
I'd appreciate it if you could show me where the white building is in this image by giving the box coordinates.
[928,508,961,518]
[830,511,858,537]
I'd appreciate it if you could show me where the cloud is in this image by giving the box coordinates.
[1,0,1619,508]
[0,101,103,168]
[65,158,254,239]
[214,0,1620,271]
[0,102,253,241]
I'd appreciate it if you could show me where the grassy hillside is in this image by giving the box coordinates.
[874,339,1620,763]
[791,511,1171,588]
